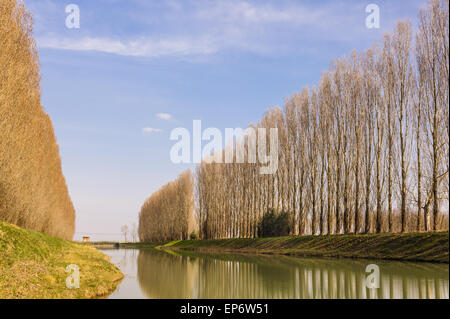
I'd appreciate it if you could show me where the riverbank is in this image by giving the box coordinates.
[0,221,123,298]
[129,232,449,263]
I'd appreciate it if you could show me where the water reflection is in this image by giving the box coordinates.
[106,248,449,299]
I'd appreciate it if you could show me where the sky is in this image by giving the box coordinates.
[23,0,428,241]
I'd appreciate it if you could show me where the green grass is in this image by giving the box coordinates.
[140,232,449,263]
[119,242,164,249]
[0,221,123,299]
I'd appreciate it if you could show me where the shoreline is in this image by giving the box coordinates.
[123,232,449,264]
[0,221,123,299]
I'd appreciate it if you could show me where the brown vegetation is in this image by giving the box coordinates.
[195,0,449,239]
[0,0,75,239]
[138,170,195,242]
[136,1,448,242]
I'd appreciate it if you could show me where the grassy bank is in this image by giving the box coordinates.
[0,221,123,298]
[147,232,449,263]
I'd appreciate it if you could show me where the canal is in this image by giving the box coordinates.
[102,248,449,299]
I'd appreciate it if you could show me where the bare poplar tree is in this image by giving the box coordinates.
[184,0,449,240]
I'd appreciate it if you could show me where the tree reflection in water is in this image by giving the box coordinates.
[136,249,449,299]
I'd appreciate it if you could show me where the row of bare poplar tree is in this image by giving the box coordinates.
[195,0,449,239]
[138,171,195,242]
[0,0,75,239]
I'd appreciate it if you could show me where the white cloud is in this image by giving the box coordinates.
[194,1,327,25]
[33,0,379,58]
[37,36,217,57]
[142,127,162,133]
[156,113,172,120]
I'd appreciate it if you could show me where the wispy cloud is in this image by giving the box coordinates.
[37,36,217,57]
[142,127,162,133]
[193,1,328,26]
[156,113,172,120]
[31,0,423,58]
[32,0,367,58]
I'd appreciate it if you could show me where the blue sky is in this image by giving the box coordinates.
[23,0,428,241]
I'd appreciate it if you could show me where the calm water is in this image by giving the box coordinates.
[101,248,449,299]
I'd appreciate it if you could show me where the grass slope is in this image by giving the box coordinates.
[157,232,449,263]
[0,221,123,298]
